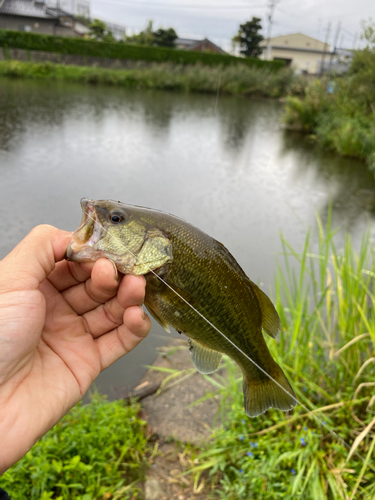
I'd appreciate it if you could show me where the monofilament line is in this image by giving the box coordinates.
[84,210,375,472]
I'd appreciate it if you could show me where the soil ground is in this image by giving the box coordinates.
[135,339,222,499]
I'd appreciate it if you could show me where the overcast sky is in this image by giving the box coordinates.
[87,0,374,51]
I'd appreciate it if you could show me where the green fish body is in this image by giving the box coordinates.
[66,198,297,417]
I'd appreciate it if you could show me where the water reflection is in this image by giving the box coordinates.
[1,77,374,397]
[280,130,375,231]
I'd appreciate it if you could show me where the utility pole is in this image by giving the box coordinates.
[320,22,331,76]
[328,20,341,75]
[265,0,278,61]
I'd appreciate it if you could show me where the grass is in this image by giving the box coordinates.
[0,394,148,499]
[283,46,375,170]
[186,212,375,499]
[0,59,306,98]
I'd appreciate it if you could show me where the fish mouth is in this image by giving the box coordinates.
[65,198,104,261]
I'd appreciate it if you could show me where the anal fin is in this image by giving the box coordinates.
[189,339,222,374]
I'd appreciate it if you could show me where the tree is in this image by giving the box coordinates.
[125,21,178,48]
[153,28,177,48]
[361,18,375,49]
[232,17,264,58]
[88,19,115,43]
[125,20,155,46]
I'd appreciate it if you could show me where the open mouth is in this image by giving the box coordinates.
[65,198,104,261]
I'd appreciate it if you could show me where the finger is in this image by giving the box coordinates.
[82,297,124,338]
[96,306,151,371]
[62,258,120,315]
[82,275,146,338]
[0,226,72,293]
[117,274,146,309]
[47,260,95,292]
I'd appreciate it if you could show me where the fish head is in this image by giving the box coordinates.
[65,198,173,275]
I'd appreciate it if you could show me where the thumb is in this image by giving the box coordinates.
[0,225,72,293]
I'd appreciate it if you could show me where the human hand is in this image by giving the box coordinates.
[0,225,151,473]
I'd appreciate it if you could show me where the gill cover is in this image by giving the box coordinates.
[66,198,173,275]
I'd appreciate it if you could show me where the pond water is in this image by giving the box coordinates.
[1,77,375,398]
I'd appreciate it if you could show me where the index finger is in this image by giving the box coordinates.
[0,225,72,293]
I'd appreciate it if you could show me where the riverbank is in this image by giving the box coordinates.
[2,223,375,499]
[0,59,305,98]
[2,57,373,172]
[283,48,375,170]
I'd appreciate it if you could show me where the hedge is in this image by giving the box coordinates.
[0,29,284,70]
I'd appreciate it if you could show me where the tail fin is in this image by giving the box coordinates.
[243,364,297,418]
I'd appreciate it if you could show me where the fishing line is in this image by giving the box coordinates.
[83,210,374,475]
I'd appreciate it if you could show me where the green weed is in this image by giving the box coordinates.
[0,394,147,499]
[0,60,307,99]
[283,46,375,169]
[189,214,375,499]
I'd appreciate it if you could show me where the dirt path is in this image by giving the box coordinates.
[134,339,222,499]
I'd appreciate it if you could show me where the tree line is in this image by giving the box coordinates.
[87,17,264,57]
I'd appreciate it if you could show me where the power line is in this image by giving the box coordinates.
[97,0,266,10]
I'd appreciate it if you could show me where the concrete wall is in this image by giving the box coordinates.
[0,15,56,35]
[270,47,326,74]
[0,14,78,37]
[0,46,152,69]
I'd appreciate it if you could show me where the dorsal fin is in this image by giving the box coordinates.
[250,283,281,339]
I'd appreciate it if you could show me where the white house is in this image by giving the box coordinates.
[260,33,332,75]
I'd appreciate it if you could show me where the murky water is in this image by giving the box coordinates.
[1,77,374,398]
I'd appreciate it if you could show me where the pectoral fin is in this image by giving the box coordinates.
[250,283,281,339]
[188,339,222,374]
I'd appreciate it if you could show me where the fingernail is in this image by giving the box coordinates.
[108,259,119,281]
[140,307,146,320]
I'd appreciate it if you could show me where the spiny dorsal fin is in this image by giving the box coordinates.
[189,339,222,374]
[250,283,281,339]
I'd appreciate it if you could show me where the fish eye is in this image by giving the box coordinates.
[109,212,124,224]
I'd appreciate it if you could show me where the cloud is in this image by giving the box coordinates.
[92,0,374,49]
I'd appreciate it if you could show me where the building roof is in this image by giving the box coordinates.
[0,0,53,19]
[175,37,201,47]
[176,37,226,54]
[0,0,73,20]
[261,32,330,52]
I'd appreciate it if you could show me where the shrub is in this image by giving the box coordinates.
[0,29,284,71]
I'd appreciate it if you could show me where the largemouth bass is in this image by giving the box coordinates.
[66,198,297,417]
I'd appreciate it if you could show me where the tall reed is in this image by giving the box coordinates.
[189,214,375,499]
[0,60,306,98]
